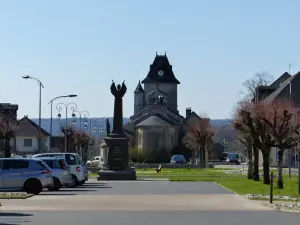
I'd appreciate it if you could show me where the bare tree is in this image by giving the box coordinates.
[183,118,214,167]
[70,130,92,161]
[258,100,300,189]
[241,72,274,101]
[233,101,273,183]
[232,101,259,180]
[0,110,18,157]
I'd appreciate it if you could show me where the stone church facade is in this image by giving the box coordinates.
[124,53,200,154]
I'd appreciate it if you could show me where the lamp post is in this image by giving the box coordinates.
[48,95,77,150]
[56,102,77,152]
[22,75,44,153]
[72,110,89,131]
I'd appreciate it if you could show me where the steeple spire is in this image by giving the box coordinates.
[134,80,144,93]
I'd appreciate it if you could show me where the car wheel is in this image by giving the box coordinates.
[69,175,78,187]
[48,177,61,191]
[24,179,42,195]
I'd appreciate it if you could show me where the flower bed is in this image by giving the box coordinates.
[244,193,300,201]
[0,192,34,199]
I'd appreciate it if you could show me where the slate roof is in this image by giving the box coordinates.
[269,72,291,89]
[15,116,51,136]
[141,53,180,84]
[263,74,296,103]
[136,115,177,127]
[253,72,291,103]
[134,81,144,93]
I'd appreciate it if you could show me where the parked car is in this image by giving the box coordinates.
[86,156,103,167]
[0,158,53,195]
[170,155,186,164]
[226,153,241,165]
[38,157,73,190]
[219,152,228,162]
[10,154,23,158]
[32,153,87,186]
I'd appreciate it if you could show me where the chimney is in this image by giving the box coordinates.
[186,108,192,118]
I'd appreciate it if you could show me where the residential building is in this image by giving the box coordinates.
[255,72,300,167]
[12,116,50,156]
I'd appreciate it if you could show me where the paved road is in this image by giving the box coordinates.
[0,180,299,225]
[1,210,299,225]
[37,180,232,195]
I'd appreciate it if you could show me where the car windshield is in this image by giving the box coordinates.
[66,154,77,165]
[76,155,84,164]
[228,153,239,159]
[171,155,185,161]
[42,159,61,169]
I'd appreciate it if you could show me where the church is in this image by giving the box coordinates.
[123,53,201,155]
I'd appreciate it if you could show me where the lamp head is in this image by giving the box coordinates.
[68,94,77,97]
[22,75,30,79]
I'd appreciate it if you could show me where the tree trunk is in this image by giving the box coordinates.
[252,146,260,181]
[262,150,271,185]
[247,145,254,179]
[277,149,284,189]
[4,138,11,158]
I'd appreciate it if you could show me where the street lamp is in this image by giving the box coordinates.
[72,110,89,131]
[56,102,77,152]
[223,138,226,152]
[22,75,44,153]
[48,94,77,150]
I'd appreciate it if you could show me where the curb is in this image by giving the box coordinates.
[214,182,280,211]
[213,182,238,195]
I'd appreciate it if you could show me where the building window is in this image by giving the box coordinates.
[23,139,32,147]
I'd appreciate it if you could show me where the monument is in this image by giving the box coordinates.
[97,80,137,180]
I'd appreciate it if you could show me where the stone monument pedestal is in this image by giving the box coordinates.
[97,134,136,181]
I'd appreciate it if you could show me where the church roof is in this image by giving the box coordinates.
[136,115,176,127]
[141,53,180,84]
[134,81,144,93]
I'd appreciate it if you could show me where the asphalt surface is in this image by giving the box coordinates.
[1,180,300,225]
[1,210,300,225]
[37,180,232,196]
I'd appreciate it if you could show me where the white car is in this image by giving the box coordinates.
[32,153,87,186]
[86,156,103,167]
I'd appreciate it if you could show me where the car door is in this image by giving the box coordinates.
[2,160,30,189]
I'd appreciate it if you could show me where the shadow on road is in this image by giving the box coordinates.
[0,212,33,225]
[0,213,32,217]
[39,193,77,196]
[75,185,111,189]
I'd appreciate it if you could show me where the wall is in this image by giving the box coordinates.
[14,136,50,154]
[144,83,178,111]
[138,126,178,153]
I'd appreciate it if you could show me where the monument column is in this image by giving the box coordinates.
[97,80,136,180]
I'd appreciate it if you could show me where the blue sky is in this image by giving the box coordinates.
[0,0,299,119]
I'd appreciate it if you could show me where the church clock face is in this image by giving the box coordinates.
[157,70,164,76]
